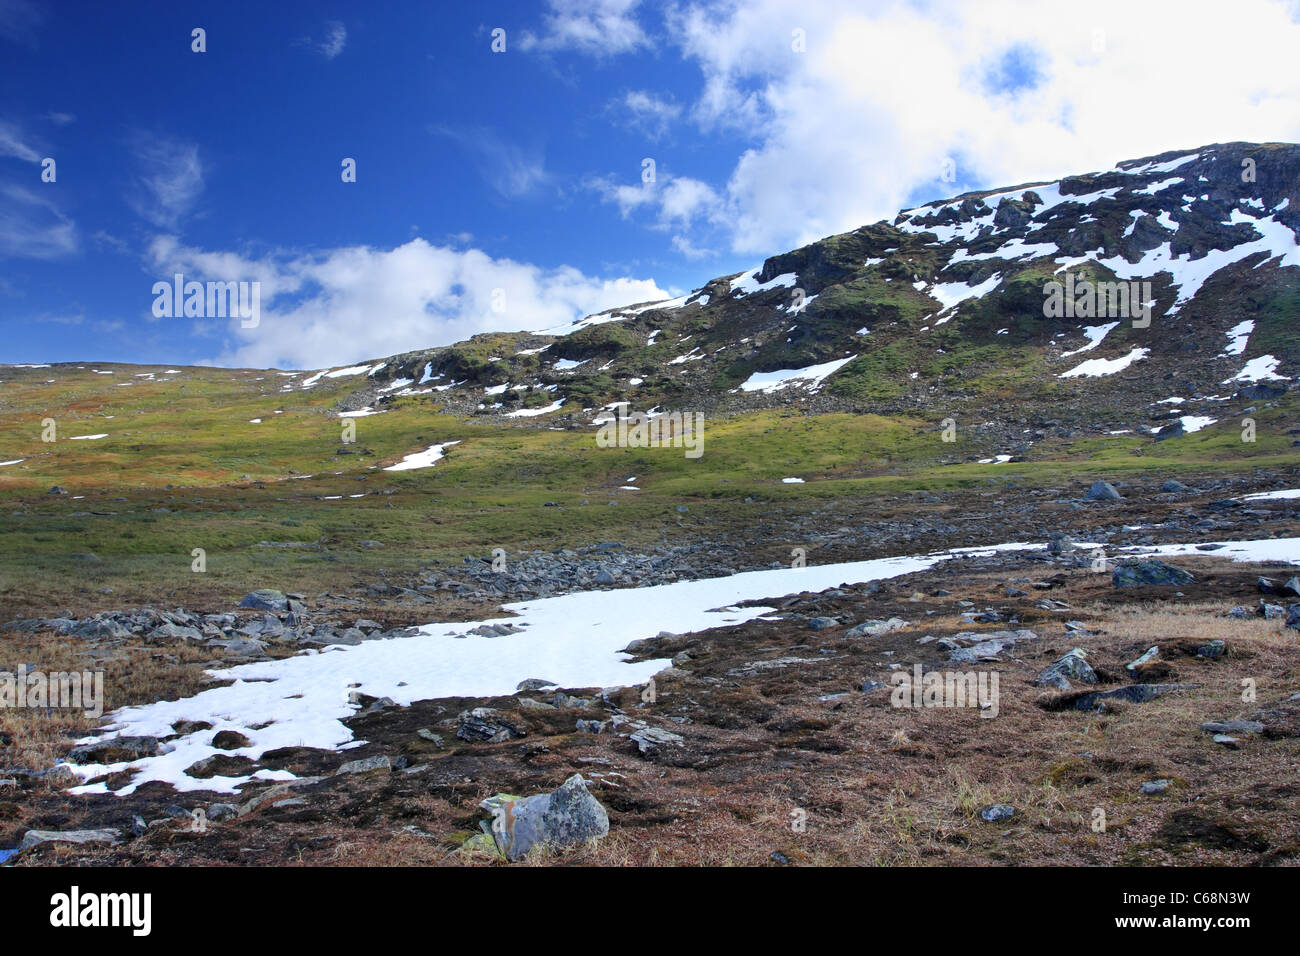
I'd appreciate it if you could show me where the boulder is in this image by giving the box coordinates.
[68,735,159,764]
[1112,560,1195,588]
[1085,480,1122,501]
[336,755,392,775]
[629,725,684,755]
[482,774,609,861]
[457,707,524,743]
[845,617,908,639]
[237,589,289,612]
[1034,648,1097,690]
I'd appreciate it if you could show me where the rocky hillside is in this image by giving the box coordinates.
[327,141,1298,434]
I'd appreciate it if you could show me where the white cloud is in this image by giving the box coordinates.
[615,90,682,139]
[317,21,347,59]
[0,184,77,259]
[145,236,671,369]
[0,118,42,162]
[520,0,650,56]
[433,126,550,199]
[130,135,204,229]
[591,173,721,230]
[616,0,1300,256]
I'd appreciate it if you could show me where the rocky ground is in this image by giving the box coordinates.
[3,469,1300,866]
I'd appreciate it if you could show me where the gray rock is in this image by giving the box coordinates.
[979,804,1015,822]
[19,828,120,852]
[482,774,610,861]
[1126,645,1160,675]
[457,707,524,743]
[1287,604,1300,631]
[149,621,204,641]
[629,725,684,755]
[516,678,559,692]
[238,589,289,612]
[68,735,159,764]
[1085,480,1122,501]
[336,755,392,775]
[1161,480,1191,493]
[1073,683,1197,710]
[1197,639,1228,659]
[71,617,132,640]
[1034,648,1097,689]
[845,617,908,639]
[1140,779,1171,795]
[1201,720,1263,735]
[1212,734,1242,749]
[222,638,267,656]
[1112,560,1195,588]
[808,616,838,630]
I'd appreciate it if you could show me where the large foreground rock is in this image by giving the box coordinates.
[1113,560,1195,588]
[481,774,609,861]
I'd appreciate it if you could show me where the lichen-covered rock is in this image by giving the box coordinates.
[1112,560,1194,588]
[1034,648,1097,690]
[482,774,609,861]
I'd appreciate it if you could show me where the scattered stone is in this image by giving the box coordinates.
[980,804,1015,822]
[237,589,289,612]
[629,725,683,756]
[1126,645,1159,676]
[516,678,558,692]
[336,755,392,775]
[1035,648,1097,690]
[1085,480,1122,501]
[1201,720,1263,735]
[208,801,239,822]
[211,730,252,750]
[1112,560,1195,588]
[1197,639,1228,659]
[67,735,159,764]
[808,616,838,630]
[457,707,525,743]
[845,617,908,639]
[19,828,120,852]
[1072,683,1197,711]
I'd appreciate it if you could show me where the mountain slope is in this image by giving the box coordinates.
[336,141,1298,434]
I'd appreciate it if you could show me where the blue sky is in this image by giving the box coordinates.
[3,0,1300,369]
